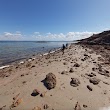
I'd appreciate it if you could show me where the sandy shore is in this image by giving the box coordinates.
[0,44,110,110]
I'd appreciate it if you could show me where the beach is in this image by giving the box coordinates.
[0,43,110,110]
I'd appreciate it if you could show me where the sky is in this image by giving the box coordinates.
[0,0,110,41]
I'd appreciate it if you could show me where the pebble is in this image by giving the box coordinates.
[87,85,92,91]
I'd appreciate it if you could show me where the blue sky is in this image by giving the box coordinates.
[0,0,110,41]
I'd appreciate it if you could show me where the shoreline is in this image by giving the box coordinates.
[0,41,74,67]
[0,43,110,110]
[0,46,63,69]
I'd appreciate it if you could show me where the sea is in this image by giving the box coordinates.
[0,41,74,66]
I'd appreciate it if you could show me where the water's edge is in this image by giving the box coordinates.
[0,41,75,67]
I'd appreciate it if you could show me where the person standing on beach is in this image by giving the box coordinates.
[62,44,65,55]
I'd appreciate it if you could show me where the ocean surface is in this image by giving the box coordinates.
[0,41,74,66]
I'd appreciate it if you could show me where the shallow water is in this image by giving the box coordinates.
[0,41,73,66]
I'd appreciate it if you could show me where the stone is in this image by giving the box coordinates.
[40,92,47,97]
[61,70,68,75]
[31,89,40,96]
[0,105,6,110]
[32,106,41,110]
[83,104,87,108]
[87,85,92,91]
[69,68,74,73]
[89,77,100,85]
[98,69,110,77]
[26,62,31,67]
[74,63,80,67]
[74,102,81,110]
[70,78,80,87]
[22,81,26,84]
[63,62,68,65]
[84,54,88,57]
[86,73,96,77]
[21,74,24,77]
[13,93,20,100]
[44,73,56,90]
[31,65,35,68]
[11,98,23,108]
[44,104,49,109]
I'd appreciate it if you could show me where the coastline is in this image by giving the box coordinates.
[0,41,73,67]
[0,43,110,110]
[0,46,62,69]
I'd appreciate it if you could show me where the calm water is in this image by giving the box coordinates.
[0,41,73,66]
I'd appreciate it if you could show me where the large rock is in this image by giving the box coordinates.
[44,73,56,90]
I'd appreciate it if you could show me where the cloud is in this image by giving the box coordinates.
[34,31,98,41]
[0,31,24,41]
[0,31,99,41]
[34,32,40,35]
[65,31,98,40]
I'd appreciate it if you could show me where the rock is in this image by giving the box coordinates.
[103,81,110,85]
[87,85,92,91]
[13,93,20,100]
[32,106,41,110]
[0,105,6,110]
[31,65,35,68]
[105,70,109,73]
[26,62,31,67]
[89,77,100,85]
[44,104,49,109]
[31,89,40,96]
[63,62,68,65]
[69,68,74,73]
[81,59,85,61]
[21,74,24,77]
[22,81,26,84]
[92,67,97,71]
[98,69,110,77]
[70,78,80,87]
[61,70,68,75]
[44,73,56,90]
[103,90,107,95]
[11,98,23,108]
[40,91,47,97]
[74,63,80,67]
[86,72,96,77]
[74,102,81,110]
[98,72,110,77]
[83,104,87,108]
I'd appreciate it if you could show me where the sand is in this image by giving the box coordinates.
[0,44,110,110]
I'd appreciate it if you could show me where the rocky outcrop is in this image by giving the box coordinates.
[79,30,110,45]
